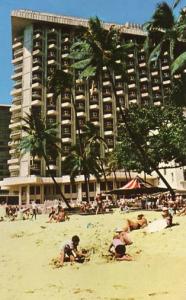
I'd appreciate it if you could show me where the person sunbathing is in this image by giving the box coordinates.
[125,214,148,231]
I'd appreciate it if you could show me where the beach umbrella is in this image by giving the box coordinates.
[106,176,168,196]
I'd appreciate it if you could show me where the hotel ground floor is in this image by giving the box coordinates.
[0,172,157,205]
[1,167,186,205]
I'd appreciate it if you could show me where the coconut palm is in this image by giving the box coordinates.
[19,111,71,209]
[70,16,175,196]
[173,0,181,8]
[144,2,186,75]
[62,122,105,201]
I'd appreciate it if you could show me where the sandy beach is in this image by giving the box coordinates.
[0,209,186,300]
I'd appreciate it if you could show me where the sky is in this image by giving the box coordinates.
[0,0,183,105]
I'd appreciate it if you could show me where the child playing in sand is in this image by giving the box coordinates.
[109,228,133,261]
[59,235,86,266]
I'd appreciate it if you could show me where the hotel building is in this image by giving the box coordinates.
[1,10,186,204]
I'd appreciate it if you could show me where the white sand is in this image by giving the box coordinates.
[0,209,186,300]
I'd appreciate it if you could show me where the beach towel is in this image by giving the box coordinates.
[146,219,167,233]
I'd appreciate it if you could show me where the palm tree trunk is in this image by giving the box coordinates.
[113,170,118,188]
[43,154,72,209]
[84,173,90,202]
[107,68,175,198]
[99,158,108,191]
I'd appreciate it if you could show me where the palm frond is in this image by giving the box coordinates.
[171,51,186,74]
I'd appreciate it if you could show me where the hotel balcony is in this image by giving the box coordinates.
[139,62,146,68]
[14,63,23,72]
[8,158,19,165]
[76,94,85,101]
[116,90,124,96]
[9,164,20,171]
[33,41,42,50]
[12,41,22,50]
[163,80,171,85]
[10,104,21,113]
[141,92,149,98]
[61,102,71,108]
[10,130,21,140]
[115,75,122,80]
[127,68,135,74]
[32,91,42,100]
[12,56,23,64]
[31,100,42,106]
[9,149,16,155]
[11,71,22,80]
[11,88,22,96]
[104,130,114,136]
[61,53,69,59]
[89,104,99,110]
[13,48,23,58]
[8,140,19,148]
[61,119,71,125]
[32,65,43,73]
[33,58,42,66]
[129,99,138,104]
[13,80,22,89]
[152,85,160,91]
[9,121,22,130]
[32,82,42,90]
[62,137,72,143]
[103,81,111,87]
[33,33,43,40]
[33,49,43,57]
[103,113,113,119]
[47,109,58,116]
[77,112,86,118]
[128,83,136,89]
[162,65,169,71]
[151,71,159,77]
[91,121,100,127]
[103,96,112,103]
[140,77,148,82]
[32,74,42,83]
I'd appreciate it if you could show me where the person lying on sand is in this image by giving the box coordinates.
[59,235,87,266]
[109,228,133,261]
[47,207,69,223]
[125,214,148,231]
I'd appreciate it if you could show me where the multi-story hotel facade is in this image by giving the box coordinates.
[1,9,186,205]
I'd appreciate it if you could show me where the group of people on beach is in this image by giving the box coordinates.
[58,199,177,266]
[0,202,39,221]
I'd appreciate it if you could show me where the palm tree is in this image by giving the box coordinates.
[144,2,186,75]
[62,122,104,202]
[19,111,72,209]
[70,16,175,197]
[173,0,181,8]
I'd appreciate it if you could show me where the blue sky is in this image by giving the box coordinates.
[0,0,182,104]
